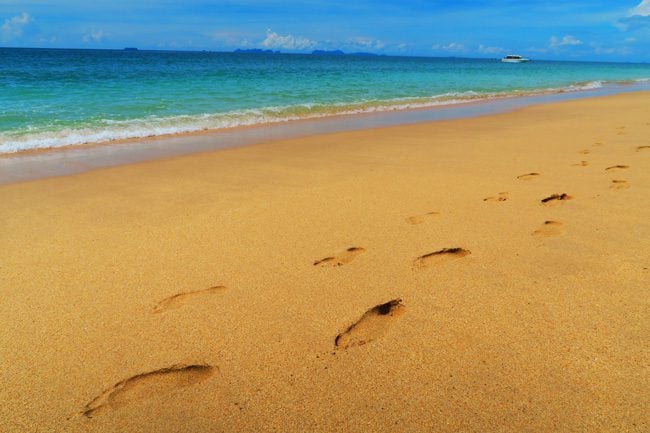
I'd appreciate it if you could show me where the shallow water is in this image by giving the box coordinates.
[2,48,650,153]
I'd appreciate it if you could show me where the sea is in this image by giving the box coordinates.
[2,47,650,154]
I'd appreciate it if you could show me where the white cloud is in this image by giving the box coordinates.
[261,29,316,51]
[1,12,31,40]
[348,36,384,50]
[397,43,407,51]
[432,42,465,52]
[82,29,107,43]
[549,35,582,48]
[478,44,507,54]
[630,0,650,16]
[619,1,650,31]
[625,37,637,43]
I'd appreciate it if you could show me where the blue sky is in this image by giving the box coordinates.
[2,1,650,61]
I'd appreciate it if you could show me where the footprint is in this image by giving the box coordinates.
[578,149,591,155]
[592,142,604,147]
[637,146,650,152]
[153,286,227,313]
[605,165,629,171]
[406,211,440,225]
[516,172,541,181]
[414,248,471,268]
[483,192,509,202]
[573,161,589,167]
[610,180,630,190]
[541,193,572,205]
[334,299,405,349]
[532,220,564,237]
[83,364,215,417]
[314,247,365,267]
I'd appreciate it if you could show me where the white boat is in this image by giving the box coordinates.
[501,55,530,63]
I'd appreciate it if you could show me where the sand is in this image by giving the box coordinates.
[1,91,649,433]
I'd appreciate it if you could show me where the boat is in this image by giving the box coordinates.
[501,54,530,63]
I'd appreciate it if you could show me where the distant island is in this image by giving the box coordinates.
[234,48,281,54]
[311,50,345,56]
[123,47,138,51]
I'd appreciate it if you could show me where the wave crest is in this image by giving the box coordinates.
[0,80,644,154]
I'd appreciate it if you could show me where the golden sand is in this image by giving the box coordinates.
[1,92,649,432]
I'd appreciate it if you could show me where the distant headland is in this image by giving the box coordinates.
[233,48,281,54]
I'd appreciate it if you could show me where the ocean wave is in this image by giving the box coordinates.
[0,80,642,154]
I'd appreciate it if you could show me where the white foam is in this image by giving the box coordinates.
[0,93,489,153]
[0,80,637,154]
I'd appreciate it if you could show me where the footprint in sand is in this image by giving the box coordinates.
[578,149,591,155]
[414,248,471,268]
[314,247,365,267]
[532,220,564,237]
[406,211,440,225]
[610,180,630,190]
[592,142,604,147]
[83,364,215,417]
[605,165,630,171]
[541,193,572,205]
[483,192,509,202]
[637,146,650,152]
[573,161,589,167]
[153,286,227,313]
[335,299,405,349]
[517,172,541,181]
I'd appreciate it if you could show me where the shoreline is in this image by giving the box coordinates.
[0,80,617,157]
[2,82,650,185]
[2,90,649,432]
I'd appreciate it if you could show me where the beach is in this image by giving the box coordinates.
[1,91,648,432]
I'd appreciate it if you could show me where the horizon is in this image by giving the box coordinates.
[1,1,650,62]
[1,46,649,66]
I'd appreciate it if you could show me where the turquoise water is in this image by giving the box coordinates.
[1,47,650,153]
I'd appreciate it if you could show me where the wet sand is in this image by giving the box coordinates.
[1,91,649,432]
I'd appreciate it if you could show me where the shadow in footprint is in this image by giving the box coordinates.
[414,248,471,268]
[532,221,564,237]
[335,299,405,349]
[153,286,227,313]
[573,161,589,167]
[406,211,440,225]
[314,247,365,267]
[637,146,650,152]
[483,192,509,202]
[578,149,591,155]
[610,180,630,190]
[517,173,540,181]
[83,364,215,417]
[541,193,572,205]
[605,165,629,171]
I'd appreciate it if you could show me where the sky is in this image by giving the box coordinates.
[1,1,650,61]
